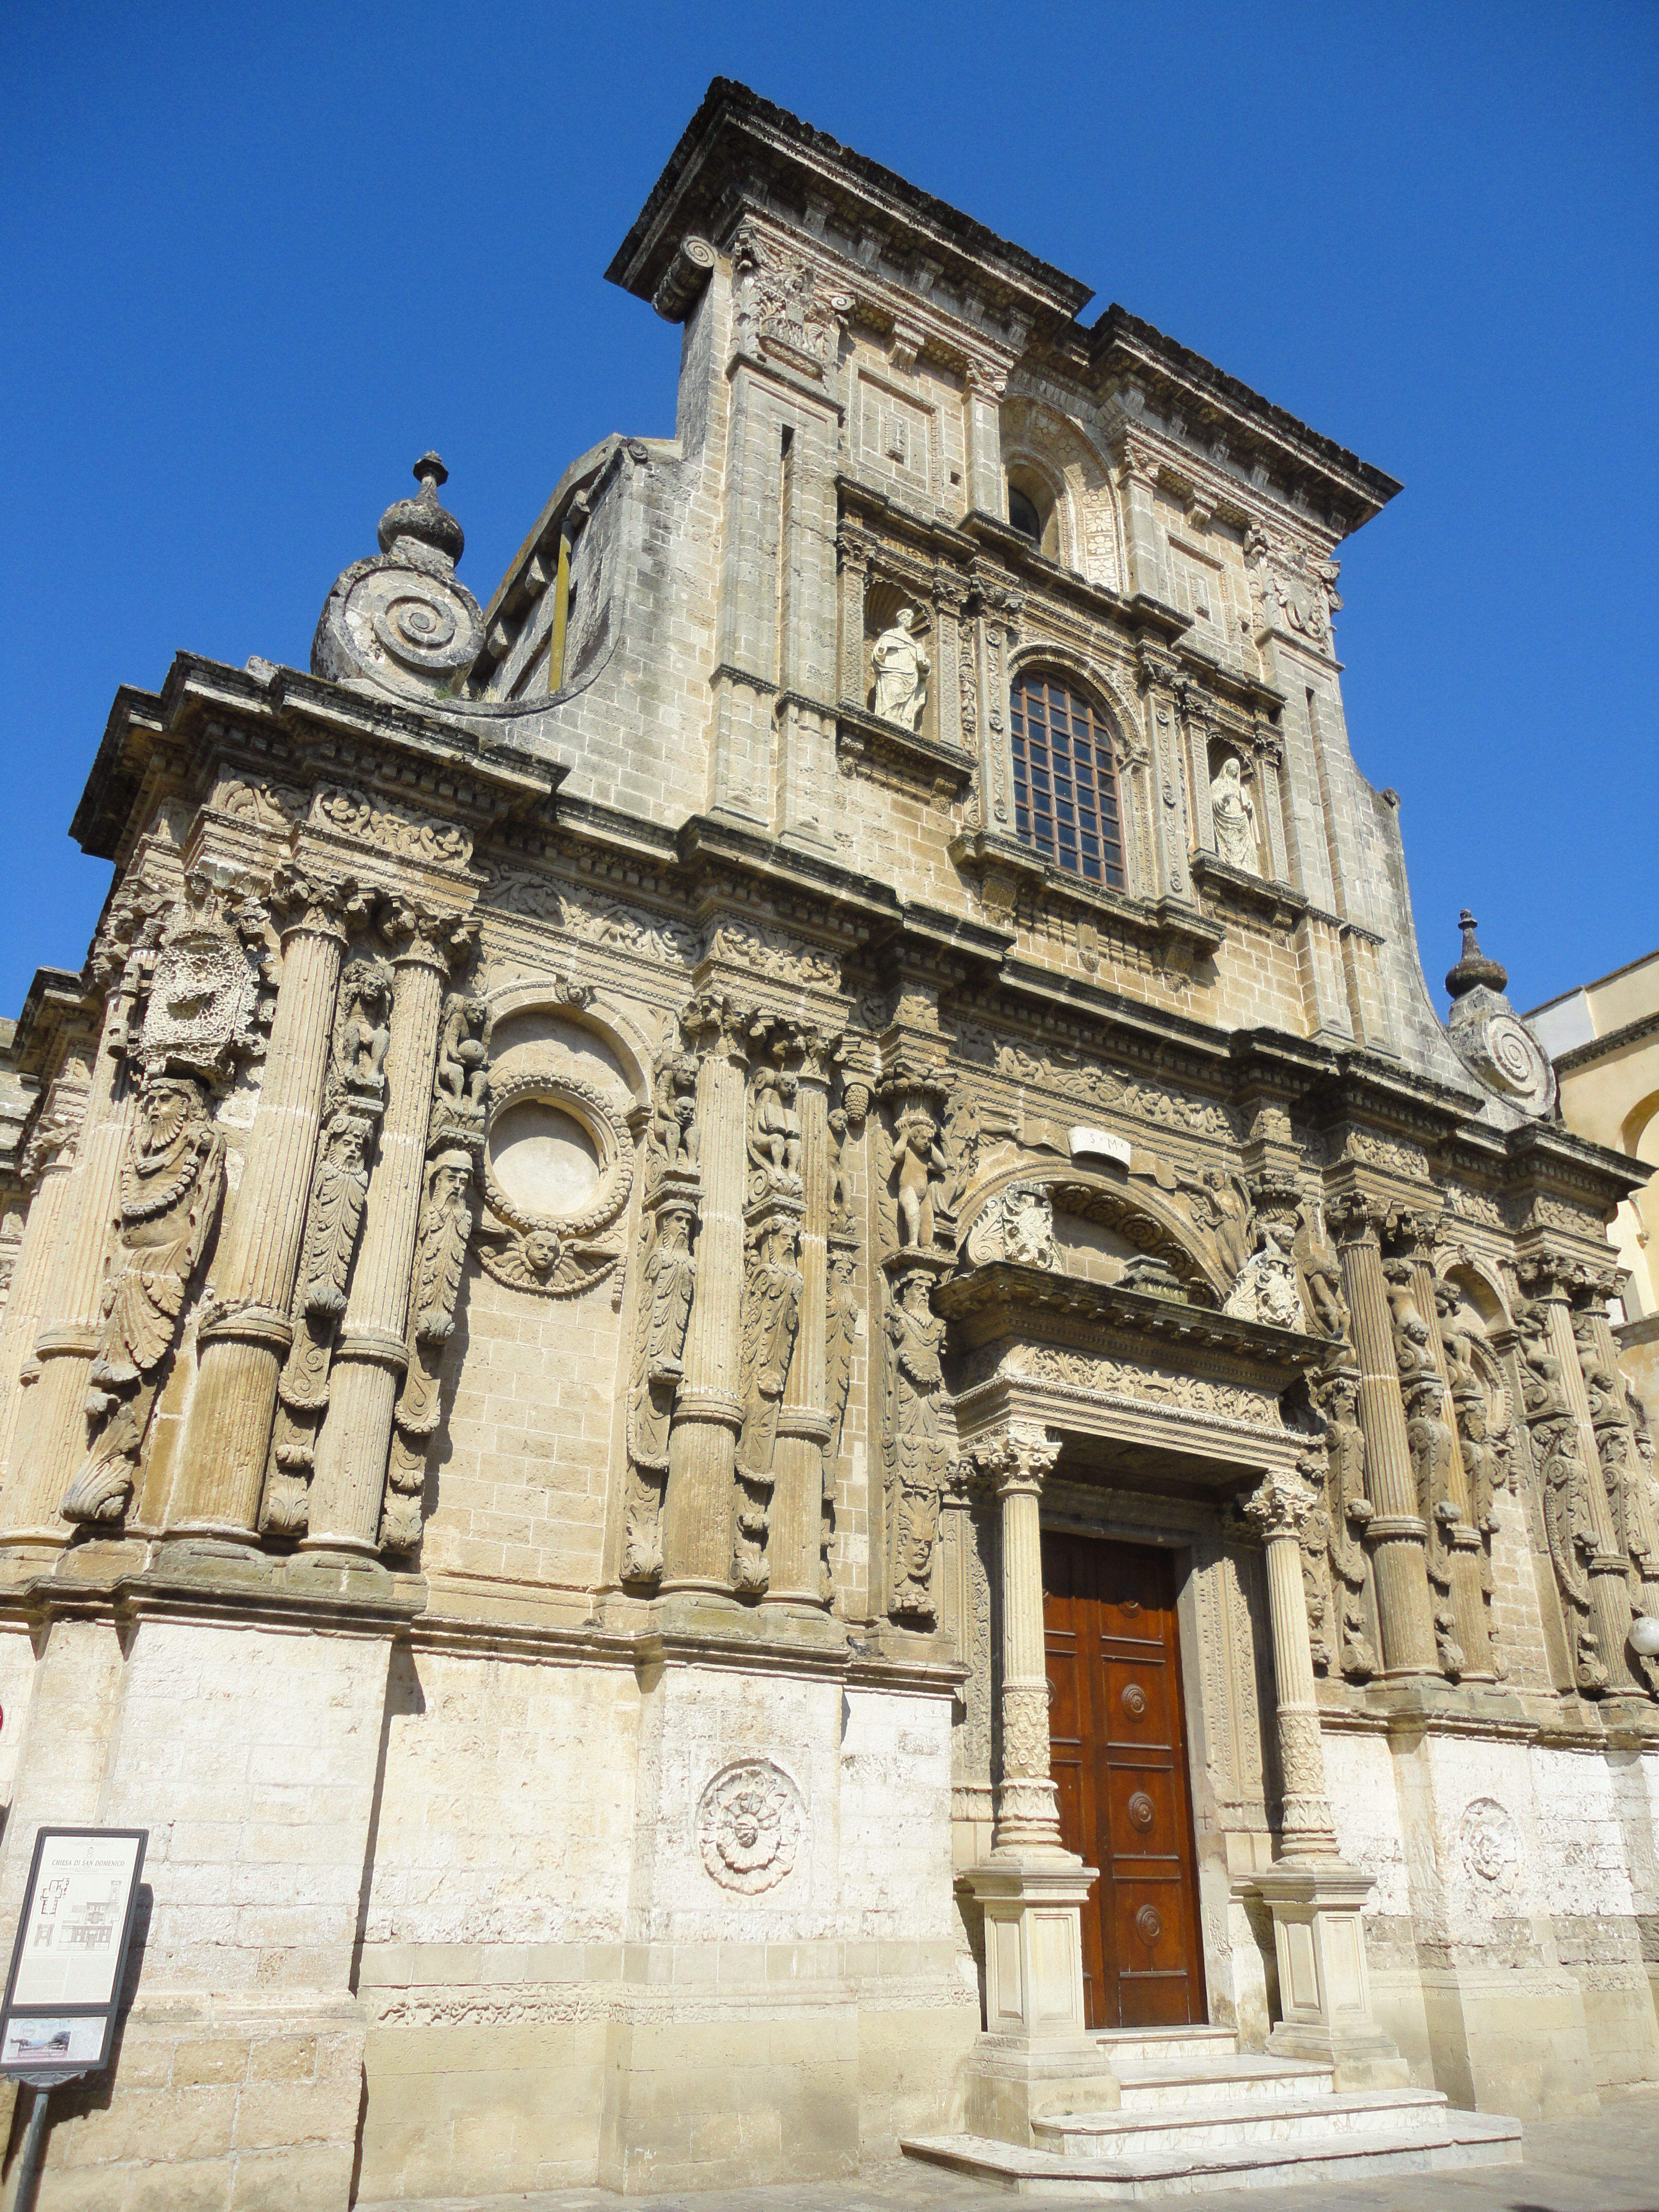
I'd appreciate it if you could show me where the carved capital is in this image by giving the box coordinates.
[269,862,375,944]
[1384,1206,1441,1261]
[969,1422,1059,1500]
[379,898,478,973]
[1243,1464,1318,1542]
[1327,1189,1387,1249]
[1136,641,1180,695]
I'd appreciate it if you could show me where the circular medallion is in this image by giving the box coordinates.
[696,1760,805,1895]
[477,1064,632,1300]
[1135,1905,1163,1945]
[1121,1683,1148,1720]
[1126,1791,1155,1833]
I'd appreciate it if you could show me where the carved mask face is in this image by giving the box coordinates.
[143,1082,192,1152]
[524,1230,561,1274]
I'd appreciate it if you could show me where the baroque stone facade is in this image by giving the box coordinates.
[0,78,1653,2205]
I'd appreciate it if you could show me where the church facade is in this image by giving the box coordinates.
[0,79,1655,2205]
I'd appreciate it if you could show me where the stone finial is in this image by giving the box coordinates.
[312,452,485,701]
[376,453,465,571]
[1445,910,1508,1002]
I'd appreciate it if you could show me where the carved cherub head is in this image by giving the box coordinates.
[523,1228,562,1277]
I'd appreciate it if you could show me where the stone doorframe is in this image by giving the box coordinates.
[935,1260,1410,2116]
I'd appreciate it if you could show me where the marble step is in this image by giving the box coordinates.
[1094,2027,1240,2068]
[1112,2056,1335,2111]
[1035,2087,1448,2157]
[902,2108,1523,2200]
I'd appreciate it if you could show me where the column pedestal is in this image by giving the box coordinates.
[1256,1860,1410,2090]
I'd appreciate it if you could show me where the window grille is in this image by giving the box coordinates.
[1009,672,1125,887]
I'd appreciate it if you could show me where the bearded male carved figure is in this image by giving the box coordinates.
[732,1215,803,1594]
[870,607,929,731]
[1516,1299,1607,1691]
[623,1201,697,1585]
[63,1074,225,1524]
[385,1145,477,1553]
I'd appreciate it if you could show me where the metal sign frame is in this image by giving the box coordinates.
[0,1827,148,2083]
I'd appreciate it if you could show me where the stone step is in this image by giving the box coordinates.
[1035,2087,1449,2157]
[1094,2026,1240,2067]
[1113,2055,1335,2111]
[902,2109,1524,2200]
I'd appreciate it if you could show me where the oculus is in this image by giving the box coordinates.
[476,1065,631,1299]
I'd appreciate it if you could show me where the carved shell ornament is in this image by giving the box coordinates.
[476,1067,632,1299]
[696,1761,805,1895]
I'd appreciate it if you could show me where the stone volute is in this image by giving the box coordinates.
[1443,910,1556,1118]
[311,452,486,704]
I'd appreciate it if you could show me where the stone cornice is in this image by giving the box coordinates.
[1551,1004,1659,1075]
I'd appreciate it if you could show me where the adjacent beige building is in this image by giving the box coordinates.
[0,77,1654,2207]
[1529,951,1659,1415]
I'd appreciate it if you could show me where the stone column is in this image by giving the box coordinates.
[168,874,355,1541]
[836,522,874,708]
[0,988,135,1553]
[302,910,457,1558]
[768,1036,832,1606]
[1399,1231,1494,1681]
[1243,1468,1339,1860]
[985,1426,1066,1856]
[1524,1258,1641,1695]
[963,1419,1117,2147]
[0,1096,84,1501]
[661,1004,750,1592]
[1330,1196,1437,1674]
[1245,1465,1410,2091]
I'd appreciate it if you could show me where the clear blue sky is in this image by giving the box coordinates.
[4,2,1654,1022]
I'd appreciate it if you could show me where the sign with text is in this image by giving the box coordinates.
[0,1828,147,2079]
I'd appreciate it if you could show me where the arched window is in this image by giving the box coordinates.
[1009,671,1125,888]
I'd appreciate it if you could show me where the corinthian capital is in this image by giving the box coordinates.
[269,861,376,942]
[1327,1189,1387,1248]
[968,1421,1059,1499]
[379,898,479,972]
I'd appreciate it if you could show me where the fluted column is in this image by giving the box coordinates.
[0,992,135,1553]
[1401,1237,1494,1679]
[168,875,355,1540]
[1330,1198,1436,1673]
[0,1099,83,1503]
[768,1037,832,1605]
[302,912,455,1557]
[661,1005,750,1592]
[974,1423,1067,1858]
[1526,1261,1641,1694]
[1244,1468,1340,1860]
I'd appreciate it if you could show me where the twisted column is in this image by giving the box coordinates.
[768,1036,833,1605]
[974,1424,1067,1858]
[1330,1197,1436,1673]
[168,873,357,1540]
[0,989,136,1553]
[1244,1468,1340,1860]
[661,1003,751,1591]
[303,908,461,1557]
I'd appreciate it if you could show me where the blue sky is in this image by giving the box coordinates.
[3,2,1654,1021]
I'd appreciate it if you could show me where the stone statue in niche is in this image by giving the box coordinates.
[1173,1164,1256,1286]
[623,1196,698,1585]
[648,1051,699,1180]
[883,1267,949,1625]
[1209,755,1260,875]
[62,1073,226,1525]
[384,1144,478,1552]
[434,993,494,1116]
[732,1212,804,1594]
[335,959,393,1092]
[870,607,929,731]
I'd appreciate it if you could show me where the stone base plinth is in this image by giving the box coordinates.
[1256,1858,1410,2092]
[962,2039,1121,2147]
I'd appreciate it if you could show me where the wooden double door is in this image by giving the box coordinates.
[1043,1532,1205,2030]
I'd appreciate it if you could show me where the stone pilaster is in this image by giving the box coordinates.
[0,1087,85,1505]
[768,1034,833,1606]
[0,987,135,1554]
[1113,433,1164,599]
[971,584,1020,844]
[1395,1226,1494,1681]
[168,871,357,1541]
[1329,1195,1436,1673]
[964,360,1006,518]
[1137,640,1195,906]
[302,905,465,1558]
[837,522,874,708]
[661,1001,752,1592]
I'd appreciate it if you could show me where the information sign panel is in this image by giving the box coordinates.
[0,1828,147,2080]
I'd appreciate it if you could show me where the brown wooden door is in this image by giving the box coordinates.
[1044,1533,1205,2030]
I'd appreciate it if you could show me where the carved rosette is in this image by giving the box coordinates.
[695,1760,805,1895]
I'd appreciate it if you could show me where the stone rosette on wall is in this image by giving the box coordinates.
[695,1759,805,1895]
[1457,1796,1523,1895]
